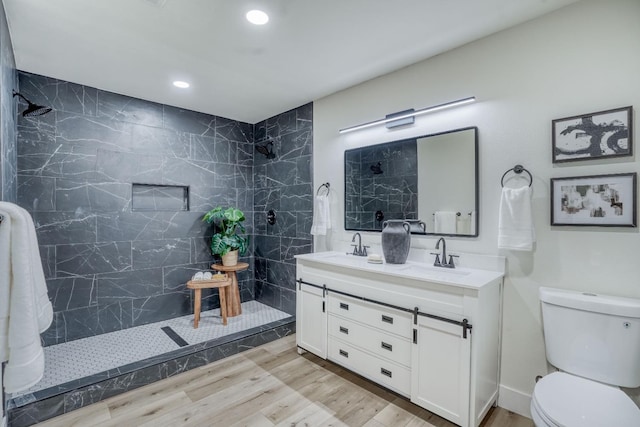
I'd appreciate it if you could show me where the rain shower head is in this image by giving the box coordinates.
[256,139,276,159]
[13,91,52,117]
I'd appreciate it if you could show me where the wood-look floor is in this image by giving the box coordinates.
[37,334,533,427]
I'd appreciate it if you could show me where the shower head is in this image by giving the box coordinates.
[12,91,52,117]
[256,139,276,159]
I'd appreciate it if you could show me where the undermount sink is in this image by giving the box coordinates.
[397,264,471,276]
[308,251,471,278]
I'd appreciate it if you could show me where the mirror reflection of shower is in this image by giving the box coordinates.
[370,162,383,174]
[12,91,52,117]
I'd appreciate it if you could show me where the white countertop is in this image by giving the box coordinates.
[295,251,504,290]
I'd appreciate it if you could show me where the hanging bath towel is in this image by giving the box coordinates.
[498,186,536,251]
[310,194,331,235]
[0,202,53,393]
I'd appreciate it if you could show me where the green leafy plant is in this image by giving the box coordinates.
[202,207,248,256]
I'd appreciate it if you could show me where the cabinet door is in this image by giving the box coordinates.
[296,282,327,358]
[411,316,471,427]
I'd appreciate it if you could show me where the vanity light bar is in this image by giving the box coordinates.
[338,96,476,134]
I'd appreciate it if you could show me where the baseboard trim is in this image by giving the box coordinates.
[497,384,532,419]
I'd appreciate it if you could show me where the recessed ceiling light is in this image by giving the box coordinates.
[246,10,269,25]
[173,81,190,89]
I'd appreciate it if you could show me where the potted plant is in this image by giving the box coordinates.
[203,206,248,266]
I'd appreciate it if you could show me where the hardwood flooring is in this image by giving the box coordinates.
[37,334,533,427]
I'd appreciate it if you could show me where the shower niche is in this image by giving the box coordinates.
[131,183,190,211]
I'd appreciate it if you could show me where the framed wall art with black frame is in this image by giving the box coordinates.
[552,106,633,163]
[550,172,637,227]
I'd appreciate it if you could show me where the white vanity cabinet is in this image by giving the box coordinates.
[295,252,504,427]
[296,279,327,358]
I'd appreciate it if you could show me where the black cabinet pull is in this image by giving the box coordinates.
[339,326,349,334]
[381,342,392,351]
[339,349,349,358]
[381,315,393,324]
[339,302,349,310]
[380,368,392,378]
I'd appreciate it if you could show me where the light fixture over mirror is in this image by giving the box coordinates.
[339,97,475,134]
[344,127,478,237]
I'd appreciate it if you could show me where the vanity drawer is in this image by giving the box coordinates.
[327,293,412,339]
[328,338,411,397]
[328,315,411,367]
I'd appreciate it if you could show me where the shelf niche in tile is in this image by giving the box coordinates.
[131,183,189,212]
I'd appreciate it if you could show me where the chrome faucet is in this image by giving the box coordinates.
[432,237,458,268]
[351,232,369,256]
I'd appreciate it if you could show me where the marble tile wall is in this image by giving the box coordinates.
[0,0,17,203]
[253,104,313,315]
[17,71,256,345]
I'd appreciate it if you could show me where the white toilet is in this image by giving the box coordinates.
[532,287,640,426]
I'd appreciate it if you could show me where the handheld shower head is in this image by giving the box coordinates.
[13,91,52,117]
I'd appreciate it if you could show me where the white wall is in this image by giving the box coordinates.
[313,0,640,417]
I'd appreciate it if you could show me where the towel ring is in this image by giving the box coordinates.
[316,182,330,196]
[501,164,532,187]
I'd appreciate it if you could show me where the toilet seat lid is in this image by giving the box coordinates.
[533,372,640,427]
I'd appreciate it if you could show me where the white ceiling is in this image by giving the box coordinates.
[4,0,580,124]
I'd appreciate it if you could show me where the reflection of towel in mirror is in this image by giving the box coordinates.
[470,211,477,235]
[434,211,457,234]
[456,216,470,234]
[310,194,331,235]
[0,202,53,393]
[498,186,535,251]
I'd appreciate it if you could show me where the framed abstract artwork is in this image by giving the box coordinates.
[552,106,632,163]
[550,172,637,227]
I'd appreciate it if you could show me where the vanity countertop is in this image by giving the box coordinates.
[295,251,504,290]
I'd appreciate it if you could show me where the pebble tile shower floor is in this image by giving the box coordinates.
[10,300,290,399]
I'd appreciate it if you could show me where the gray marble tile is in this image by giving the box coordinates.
[56,178,131,212]
[95,149,163,184]
[267,260,296,290]
[32,211,97,245]
[96,268,164,303]
[18,175,56,211]
[281,237,312,264]
[162,105,215,137]
[280,129,312,160]
[215,116,252,143]
[131,124,190,158]
[132,238,191,270]
[190,134,228,163]
[59,306,101,342]
[161,156,218,187]
[47,276,97,312]
[19,71,97,116]
[97,300,134,334]
[56,241,132,277]
[281,288,296,315]
[97,90,163,127]
[132,292,192,326]
[280,183,313,212]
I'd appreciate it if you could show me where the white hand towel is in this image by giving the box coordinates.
[310,194,331,236]
[498,186,536,251]
[0,202,53,393]
[434,211,457,234]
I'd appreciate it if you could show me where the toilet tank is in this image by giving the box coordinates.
[539,287,640,388]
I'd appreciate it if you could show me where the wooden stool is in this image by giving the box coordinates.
[212,262,249,318]
[186,274,232,328]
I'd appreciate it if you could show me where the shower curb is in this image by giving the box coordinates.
[7,318,295,427]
